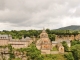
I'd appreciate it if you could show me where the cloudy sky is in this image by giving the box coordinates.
[0,0,80,30]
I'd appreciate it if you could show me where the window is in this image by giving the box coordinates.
[1,37,2,39]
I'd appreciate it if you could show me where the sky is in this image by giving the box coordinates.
[0,0,80,30]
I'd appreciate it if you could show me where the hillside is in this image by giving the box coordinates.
[56,25,80,30]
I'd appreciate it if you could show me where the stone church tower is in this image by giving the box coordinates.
[36,28,52,54]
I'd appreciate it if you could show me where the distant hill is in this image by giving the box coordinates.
[56,25,80,30]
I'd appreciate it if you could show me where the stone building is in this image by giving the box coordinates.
[36,28,64,54]
[55,34,80,41]
[57,43,64,53]
[54,34,80,48]
[0,35,33,49]
[36,28,52,54]
[0,35,10,46]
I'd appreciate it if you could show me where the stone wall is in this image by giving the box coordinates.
[9,41,29,49]
[55,34,80,41]
[41,50,50,54]
[0,40,9,46]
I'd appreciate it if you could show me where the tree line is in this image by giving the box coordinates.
[0,29,79,41]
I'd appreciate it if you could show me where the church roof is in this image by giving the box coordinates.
[25,37,31,40]
[42,28,46,33]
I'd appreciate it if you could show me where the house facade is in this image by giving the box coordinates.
[0,35,33,49]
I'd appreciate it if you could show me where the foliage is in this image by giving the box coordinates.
[71,40,80,46]
[48,34,55,41]
[71,44,80,60]
[8,44,15,60]
[64,52,74,60]
[8,44,13,53]
[62,41,69,51]
[43,54,66,60]
[26,43,43,60]
[51,46,58,51]
[13,58,21,60]
[0,29,79,41]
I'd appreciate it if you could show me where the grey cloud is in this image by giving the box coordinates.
[0,0,80,30]
[0,0,5,10]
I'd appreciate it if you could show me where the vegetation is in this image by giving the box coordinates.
[43,54,66,60]
[0,29,79,41]
[62,41,69,51]
[8,44,15,60]
[71,40,80,46]
[51,46,58,51]
[64,52,74,60]
[0,28,80,60]
[26,43,43,60]
[71,44,80,60]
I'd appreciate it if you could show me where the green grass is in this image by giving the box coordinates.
[43,54,67,60]
[51,46,58,51]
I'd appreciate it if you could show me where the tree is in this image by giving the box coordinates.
[26,44,43,60]
[8,44,15,60]
[62,41,69,51]
[48,34,55,41]
[64,52,74,60]
[71,40,80,46]
[71,44,80,60]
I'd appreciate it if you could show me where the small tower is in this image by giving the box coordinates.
[22,35,24,40]
[9,34,12,40]
[40,28,48,38]
[33,36,36,42]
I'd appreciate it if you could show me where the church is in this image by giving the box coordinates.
[36,28,64,54]
[36,28,52,54]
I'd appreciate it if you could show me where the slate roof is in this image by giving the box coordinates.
[0,35,9,39]
[25,37,31,40]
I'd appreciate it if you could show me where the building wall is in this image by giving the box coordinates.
[9,41,29,49]
[0,40,9,46]
[36,45,41,50]
[0,40,32,49]
[55,34,80,41]
[41,50,50,54]
[41,44,51,50]
[0,35,33,49]
[58,46,64,53]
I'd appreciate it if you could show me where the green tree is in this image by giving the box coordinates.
[64,52,74,60]
[62,41,69,51]
[8,44,15,60]
[26,44,43,60]
[48,34,55,41]
[71,40,80,46]
[71,44,80,60]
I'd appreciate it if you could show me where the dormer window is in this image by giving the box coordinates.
[5,37,6,39]
[3,37,4,39]
[1,37,2,39]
